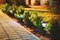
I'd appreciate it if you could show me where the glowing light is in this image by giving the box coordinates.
[10,10,13,13]
[41,22,47,27]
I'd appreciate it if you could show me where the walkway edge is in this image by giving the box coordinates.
[11,19,41,40]
[1,10,41,40]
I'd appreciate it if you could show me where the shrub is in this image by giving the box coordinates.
[29,11,43,28]
[44,22,52,34]
[7,5,17,15]
[14,6,24,20]
[23,10,43,29]
[23,10,30,24]
[1,3,9,12]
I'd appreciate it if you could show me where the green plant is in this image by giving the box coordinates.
[29,11,43,28]
[23,10,43,29]
[7,5,17,15]
[44,22,52,30]
[44,21,52,34]
[33,17,42,28]
[23,10,30,23]
[14,6,24,20]
[1,3,9,12]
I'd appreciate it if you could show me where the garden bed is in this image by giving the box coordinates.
[1,3,60,40]
[7,13,52,40]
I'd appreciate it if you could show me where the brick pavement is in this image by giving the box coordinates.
[0,10,40,40]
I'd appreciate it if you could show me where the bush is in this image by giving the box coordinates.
[29,11,43,28]
[44,22,52,34]
[23,10,30,25]
[1,3,24,20]
[7,5,17,15]
[23,10,43,29]
[14,6,24,20]
[1,3,10,12]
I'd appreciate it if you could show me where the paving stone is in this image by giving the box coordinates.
[11,38,23,40]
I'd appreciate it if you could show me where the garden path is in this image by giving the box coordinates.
[0,10,40,40]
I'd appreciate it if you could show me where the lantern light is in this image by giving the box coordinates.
[41,22,47,27]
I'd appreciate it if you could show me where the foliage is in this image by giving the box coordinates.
[7,5,17,15]
[14,6,24,19]
[23,10,43,28]
[1,3,24,20]
[23,10,30,25]
[44,22,52,31]
[1,3,53,33]
[29,11,43,28]
[44,22,52,34]
[1,3,10,12]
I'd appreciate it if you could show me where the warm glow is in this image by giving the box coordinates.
[41,22,47,27]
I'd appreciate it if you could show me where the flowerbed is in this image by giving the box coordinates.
[1,3,60,35]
